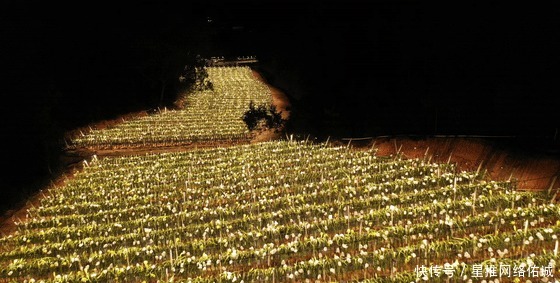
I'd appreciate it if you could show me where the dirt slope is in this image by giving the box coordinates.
[366,137,560,192]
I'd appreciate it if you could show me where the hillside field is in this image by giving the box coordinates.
[1,141,559,282]
[1,65,558,282]
[71,67,271,149]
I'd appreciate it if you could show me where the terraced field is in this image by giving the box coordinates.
[71,67,272,149]
[1,141,558,282]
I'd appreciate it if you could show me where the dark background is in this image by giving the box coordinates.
[1,1,559,212]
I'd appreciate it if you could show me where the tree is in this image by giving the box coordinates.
[136,41,189,106]
[180,54,213,92]
[242,101,286,132]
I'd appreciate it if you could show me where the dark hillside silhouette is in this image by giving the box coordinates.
[0,2,217,212]
[251,2,559,141]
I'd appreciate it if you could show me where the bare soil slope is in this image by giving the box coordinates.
[367,137,560,192]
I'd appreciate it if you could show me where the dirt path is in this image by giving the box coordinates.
[69,140,251,158]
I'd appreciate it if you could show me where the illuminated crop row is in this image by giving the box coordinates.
[1,141,558,282]
[72,66,272,149]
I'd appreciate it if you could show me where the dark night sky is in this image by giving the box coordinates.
[1,1,559,211]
